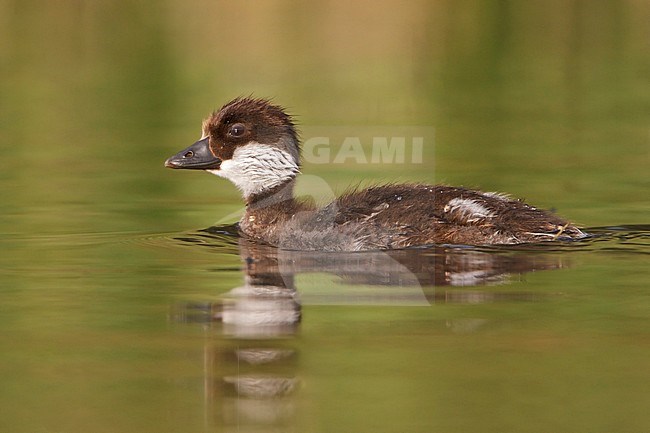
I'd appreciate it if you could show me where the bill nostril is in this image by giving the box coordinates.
[184,151,194,158]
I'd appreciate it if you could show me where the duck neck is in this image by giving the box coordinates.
[245,178,297,214]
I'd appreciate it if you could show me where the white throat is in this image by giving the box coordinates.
[208,142,300,200]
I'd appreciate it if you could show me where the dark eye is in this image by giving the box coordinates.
[229,123,246,137]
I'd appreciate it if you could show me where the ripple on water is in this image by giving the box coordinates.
[163,223,650,255]
[4,224,648,257]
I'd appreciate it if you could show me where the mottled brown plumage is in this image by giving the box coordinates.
[165,98,586,251]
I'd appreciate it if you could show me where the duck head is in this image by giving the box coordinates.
[165,98,300,202]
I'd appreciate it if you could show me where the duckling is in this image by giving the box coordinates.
[165,97,586,251]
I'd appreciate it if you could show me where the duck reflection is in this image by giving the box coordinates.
[172,226,575,431]
[178,225,573,308]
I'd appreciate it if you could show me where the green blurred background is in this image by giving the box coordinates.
[1,0,648,235]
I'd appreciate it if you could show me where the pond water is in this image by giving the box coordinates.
[1,1,649,432]
[2,224,650,432]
